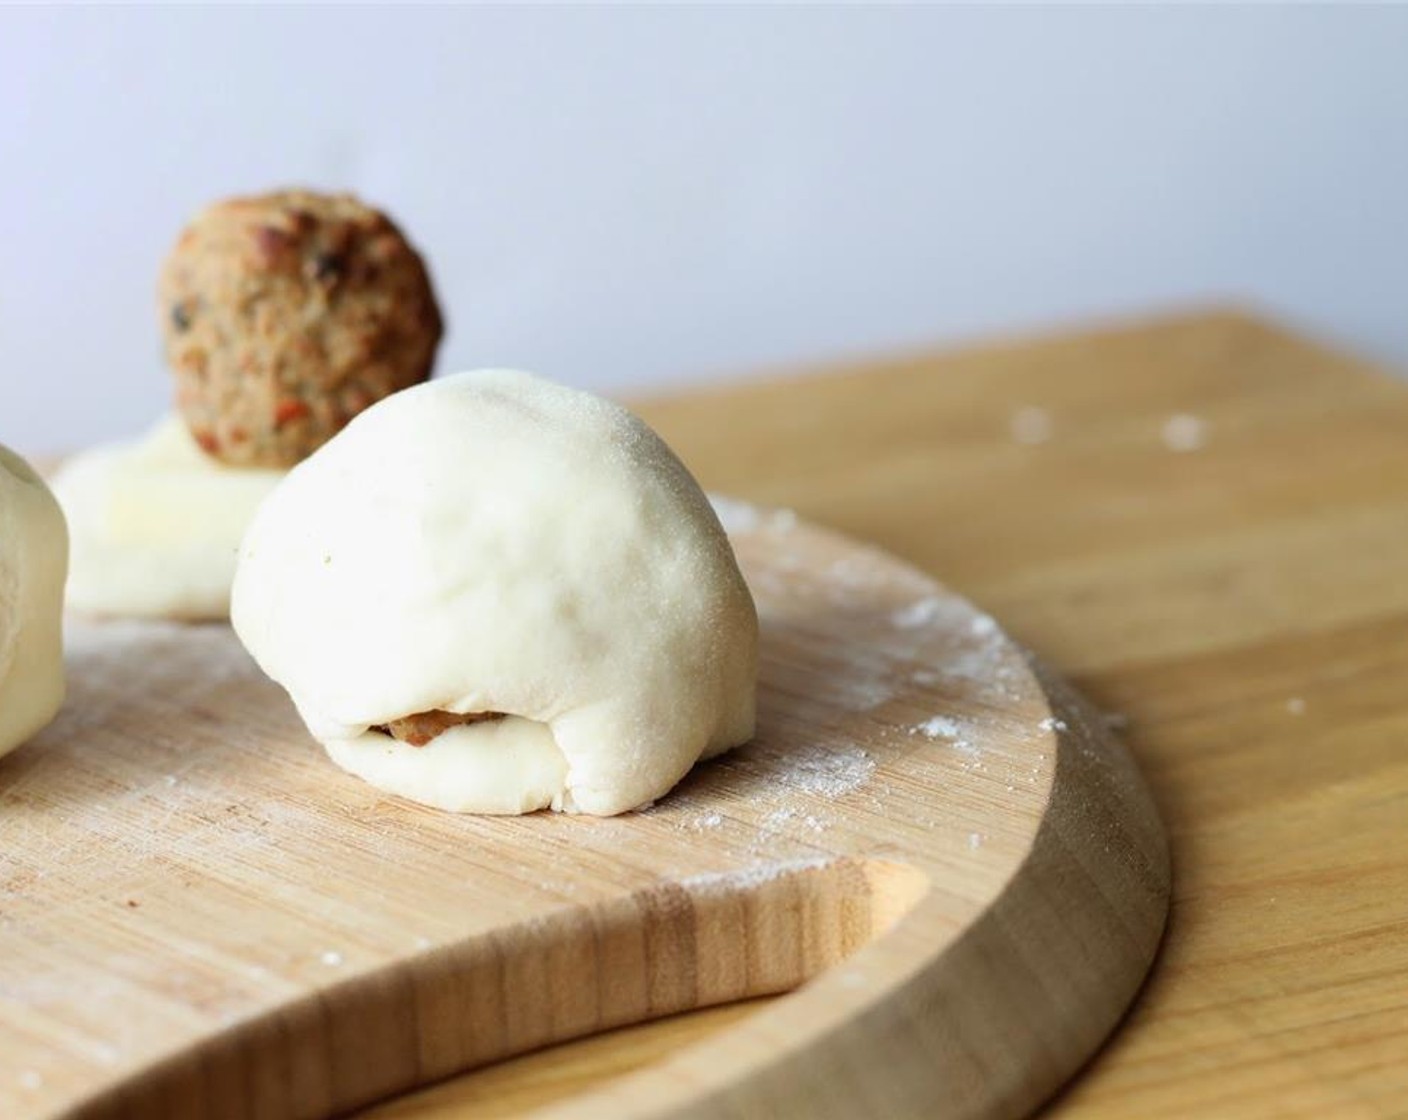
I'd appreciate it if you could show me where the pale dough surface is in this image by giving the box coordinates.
[0,445,68,757]
[233,369,758,816]
[51,417,284,620]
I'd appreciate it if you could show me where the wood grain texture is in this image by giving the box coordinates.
[396,309,1403,1119]
[367,1003,763,1120]
[0,511,1167,1118]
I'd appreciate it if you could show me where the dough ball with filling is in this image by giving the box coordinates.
[231,369,758,816]
[0,446,68,757]
[52,417,284,620]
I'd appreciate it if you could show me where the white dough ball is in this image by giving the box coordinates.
[232,369,757,816]
[0,445,68,757]
[52,417,285,620]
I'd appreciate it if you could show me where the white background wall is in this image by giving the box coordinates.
[4,5,1407,454]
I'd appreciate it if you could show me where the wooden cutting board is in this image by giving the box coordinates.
[0,504,1168,1120]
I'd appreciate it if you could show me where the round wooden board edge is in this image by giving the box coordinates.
[525,517,1172,1120]
[39,512,1170,1120]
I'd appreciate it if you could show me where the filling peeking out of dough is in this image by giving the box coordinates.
[375,709,506,746]
[326,709,571,815]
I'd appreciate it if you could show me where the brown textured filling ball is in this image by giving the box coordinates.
[159,190,443,468]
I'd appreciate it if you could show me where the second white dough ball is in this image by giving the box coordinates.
[232,369,758,816]
[51,417,285,620]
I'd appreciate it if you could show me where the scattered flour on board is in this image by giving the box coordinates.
[89,1042,120,1065]
[825,554,913,600]
[891,597,945,629]
[678,857,836,895]
[836,672,897,713]
[889,595,980,633]
[888,600,1022,701]
[708,495,798,535]
[910,716,979,757]
[1010,406,1053,445]
[758,806,829,838]
[679,811,724,832]
[779,642,904,714]
[776,745,876,798]
[69,618,258,686]
[970,614,999,638]
[1162,413,1207,452]
[943,647,1021,702]
[912,715,962,740]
